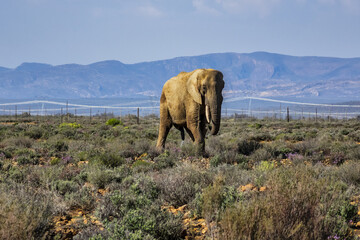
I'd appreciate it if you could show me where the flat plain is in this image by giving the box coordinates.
[0,115,360,239]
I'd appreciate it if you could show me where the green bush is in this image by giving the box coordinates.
[87,167,115,189]
[200,176,243,222]
[14,148,39,165]
[47,138,69,152]
[237,139,262,156]
[59,122,82,129]
[91,152,125,168]
[132,160,152,172]
[5,136,33,148]
[106,118,123,127]
[64,185,96,211]
[53,180,79,195]
[25,126,46,139]
[95,175,183,240]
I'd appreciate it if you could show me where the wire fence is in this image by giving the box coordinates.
[0,97,359,122]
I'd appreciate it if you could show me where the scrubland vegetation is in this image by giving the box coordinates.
[0,115,360,239]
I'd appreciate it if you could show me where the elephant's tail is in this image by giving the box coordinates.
[180,127,185,141]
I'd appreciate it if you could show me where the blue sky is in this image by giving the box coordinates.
[0,0,359,68]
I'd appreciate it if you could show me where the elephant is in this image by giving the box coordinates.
[156,68,225,154]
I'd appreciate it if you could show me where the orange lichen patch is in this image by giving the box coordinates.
[135,153,148,161]
[98,188,108,196]
[77,160,89,166]
[52,208,104,239]
[183,213,208,240]
[0,122,16,125]
[350,195,360,237]
[323,158,332,166]
[238,183,267,192]
[163,204,208,239]
[162,204,187,215]
[356,142,360,145]
[184,218,208,240]
[239,183,256,192]
[280,158,293,166]
[38,157,47,165]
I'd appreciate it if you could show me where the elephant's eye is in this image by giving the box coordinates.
[201,86,206,94]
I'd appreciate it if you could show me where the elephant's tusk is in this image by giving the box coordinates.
[205,105,211,123]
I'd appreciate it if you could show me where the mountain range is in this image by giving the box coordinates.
[0,52,359,100]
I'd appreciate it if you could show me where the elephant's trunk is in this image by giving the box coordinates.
[209,101,221,135]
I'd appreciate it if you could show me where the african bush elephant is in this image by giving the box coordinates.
[156,69,225,153]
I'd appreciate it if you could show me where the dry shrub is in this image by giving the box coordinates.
[155,163,212,207]
[218,166,357,240]
[0,183,60,240]
[3,136,34,149]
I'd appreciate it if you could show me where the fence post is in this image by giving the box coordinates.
[15,105,17,121]
[137,108,140,124]
[301,108,304,120]
[315,108,318,122]
[61,107,63,123]
[273,109,275,120]
[66,100,69,122]
[279,103,282,120]
[345,109,348,120]
[287,107,290,122]
[90,108,92,123]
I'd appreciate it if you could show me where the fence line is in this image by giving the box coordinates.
[0,97,359,120]
[0,100,159,109]
[225,97,360,108]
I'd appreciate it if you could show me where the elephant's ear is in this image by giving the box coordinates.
[186,70,202,105]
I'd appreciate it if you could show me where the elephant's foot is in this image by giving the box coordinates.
[194,142,205,157]
[155,142,165,152]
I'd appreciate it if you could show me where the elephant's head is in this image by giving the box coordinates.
[187,69,225,135]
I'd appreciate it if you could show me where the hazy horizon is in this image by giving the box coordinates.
[1,0,360,68]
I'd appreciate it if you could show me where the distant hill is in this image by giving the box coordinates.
[0,52,359,100]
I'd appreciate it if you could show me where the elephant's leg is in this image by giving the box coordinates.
[156,101,172,150]
[187,121,205,155]
[184,127,195,142]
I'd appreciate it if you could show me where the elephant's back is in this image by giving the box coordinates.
[163,75,187,96]
[162,75,188,124]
